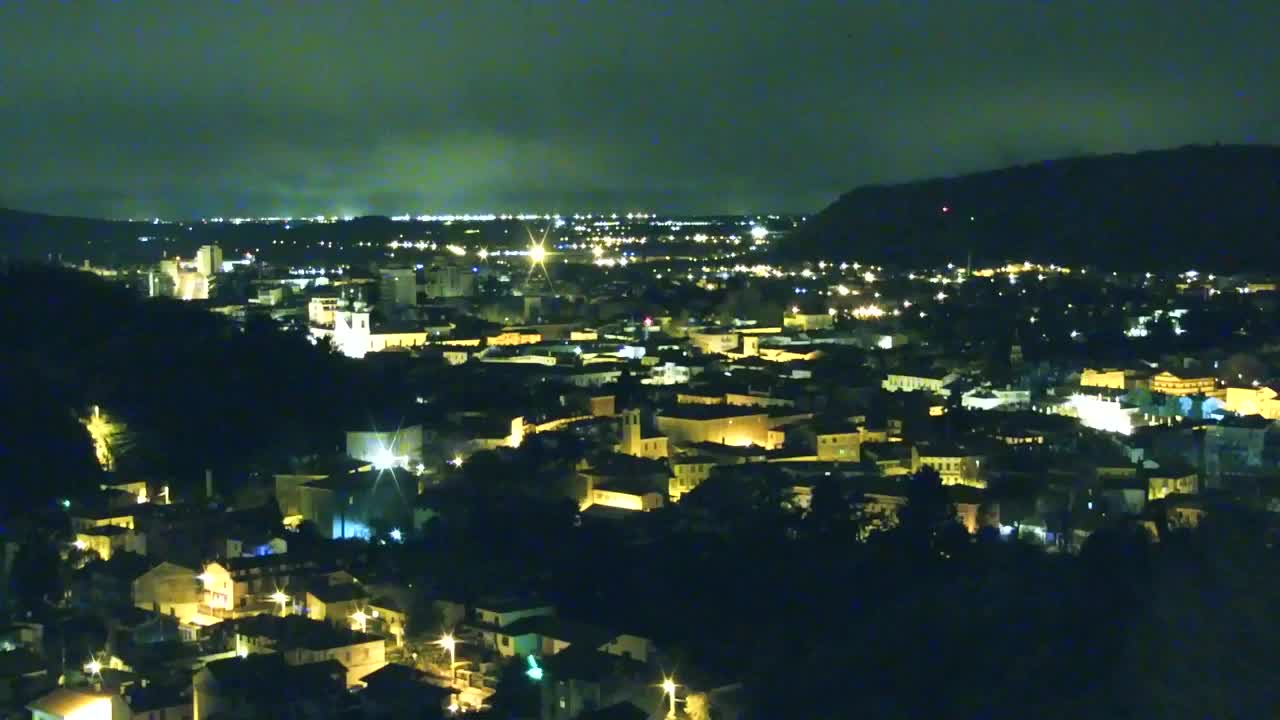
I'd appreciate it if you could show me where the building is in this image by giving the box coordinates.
[656,406,782,449]
[1148,466,1199,500]
[296,471,413,540]
[1069,393,1145,435]
[75,525,146,561]
[579,454,670,512]
[687,329,742,355]
[617,409,669,460]
[379,267,417,308]
[960,386,1031,411]
[1080,368,1129,390]
[424,264,474,298]
[882,370,957,393]
[1149,371,1216,396]
[194,654,347,720]
[539,643,653,720]
[814,423,862,462]
[916,448,987,488]
[308,296,339,326]
[28,688,131,720]
[1222,384,1280,419]
[134,561,201,621]
[783,311,834,332]
[315,304,450,359]
[669,457,717,501]
[231,614,386,686]
[195,244,224,277]
[346,424,424,469]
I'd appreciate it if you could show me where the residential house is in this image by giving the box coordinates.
[1147,465,1200,501]
[669,456,717,501]
[28,688,131,720]
[305,582,369,624]
[539,644,654,720]
[133,561,200,623]
[193,654,348,720]
[915,446,987,488]
[231,614,386,686]
[75,525,147,562]
[358,663,451,720]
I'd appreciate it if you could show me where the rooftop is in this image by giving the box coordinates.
[231,614,380,651]
[656,405,768,421]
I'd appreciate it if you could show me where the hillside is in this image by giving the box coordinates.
[780,145,1280,271]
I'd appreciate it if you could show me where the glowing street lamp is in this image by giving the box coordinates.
[660,676,679,718]
[84,658,103,677]
[436,632,459,685]
[527,242,547,265]
[351,609,369,633]
[269,590,290,616]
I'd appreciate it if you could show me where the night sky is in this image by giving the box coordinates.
[1,1,1277,219]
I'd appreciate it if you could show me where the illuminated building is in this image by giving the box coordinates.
[1080,368,1128,390]
[296,470,413,540]
[315,304,452,359]
[815,427,861,462]
[669,457,716,501]
[1222,385,1280,419]
[1149,371,1216,396]
[195,244,224,277]
[230,613,386,686]
[304,583,368,623]
[346,425,423,468]
[133,561,201,623]
[656,406,780,449]
[783,311,834,332]
[1068,393,1145,435]
[579,454,669,511]
[486,330,544,346]
[307,296,339,326]
[1147,467,1199,500]
[27,687,128,720]
[960,386,1031,411]
[618,409,669,460]
[916,448,987,488]
[74,526,146,561]
[882,370,958,393]
[687,329,743,355]
[197,562,237,612]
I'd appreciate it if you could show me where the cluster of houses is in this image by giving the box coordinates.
[7,259,1280,720]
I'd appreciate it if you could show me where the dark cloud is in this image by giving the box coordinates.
[1,1,1277,218]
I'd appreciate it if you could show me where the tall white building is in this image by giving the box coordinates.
[196,244,224,277]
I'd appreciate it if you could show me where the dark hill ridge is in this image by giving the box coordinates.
[781,145,1280,271]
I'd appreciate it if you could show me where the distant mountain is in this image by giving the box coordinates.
[0,207,152,263]
[780,145,1280,271]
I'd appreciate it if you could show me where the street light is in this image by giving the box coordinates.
[436,632,458,685]
[660,676,678,718]
[84,658,103,677]
[351,609,369,633]
[269,590,290,616]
